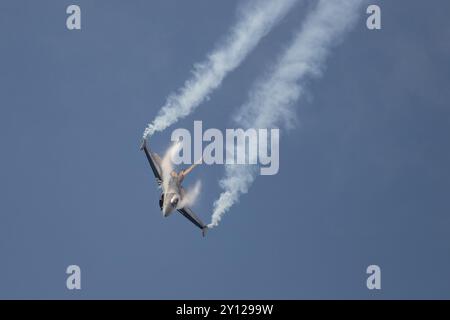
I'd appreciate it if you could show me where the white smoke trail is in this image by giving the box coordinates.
[209,0,365,228]
[143,0,299,139]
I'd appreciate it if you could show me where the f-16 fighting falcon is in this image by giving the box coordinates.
[140,139,208,237]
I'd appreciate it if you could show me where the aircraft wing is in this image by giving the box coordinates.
[177,207,208,237]
[140,139,163,185]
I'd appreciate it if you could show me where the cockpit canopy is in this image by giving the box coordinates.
[170,195,179,206]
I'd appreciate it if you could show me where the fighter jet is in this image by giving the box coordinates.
[140,139,208,237]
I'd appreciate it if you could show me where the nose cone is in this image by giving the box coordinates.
[162,205,173,217]
[162,192,177,217]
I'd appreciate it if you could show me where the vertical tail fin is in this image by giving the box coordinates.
[180,157,202,180]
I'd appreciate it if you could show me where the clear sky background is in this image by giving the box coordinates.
[0,0,449,299]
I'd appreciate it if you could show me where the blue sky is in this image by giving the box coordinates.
[0,0,449,299]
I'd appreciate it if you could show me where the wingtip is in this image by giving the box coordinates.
[140,138,147,151]
[202,226,208,237]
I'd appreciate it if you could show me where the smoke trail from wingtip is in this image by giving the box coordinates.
[209,0,365,228]
[143,0,300,139]
[210,164,257,228]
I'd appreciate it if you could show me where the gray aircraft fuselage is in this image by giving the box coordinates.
[161,171,183,217]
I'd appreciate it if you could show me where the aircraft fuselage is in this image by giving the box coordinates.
[161,171,182,217]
